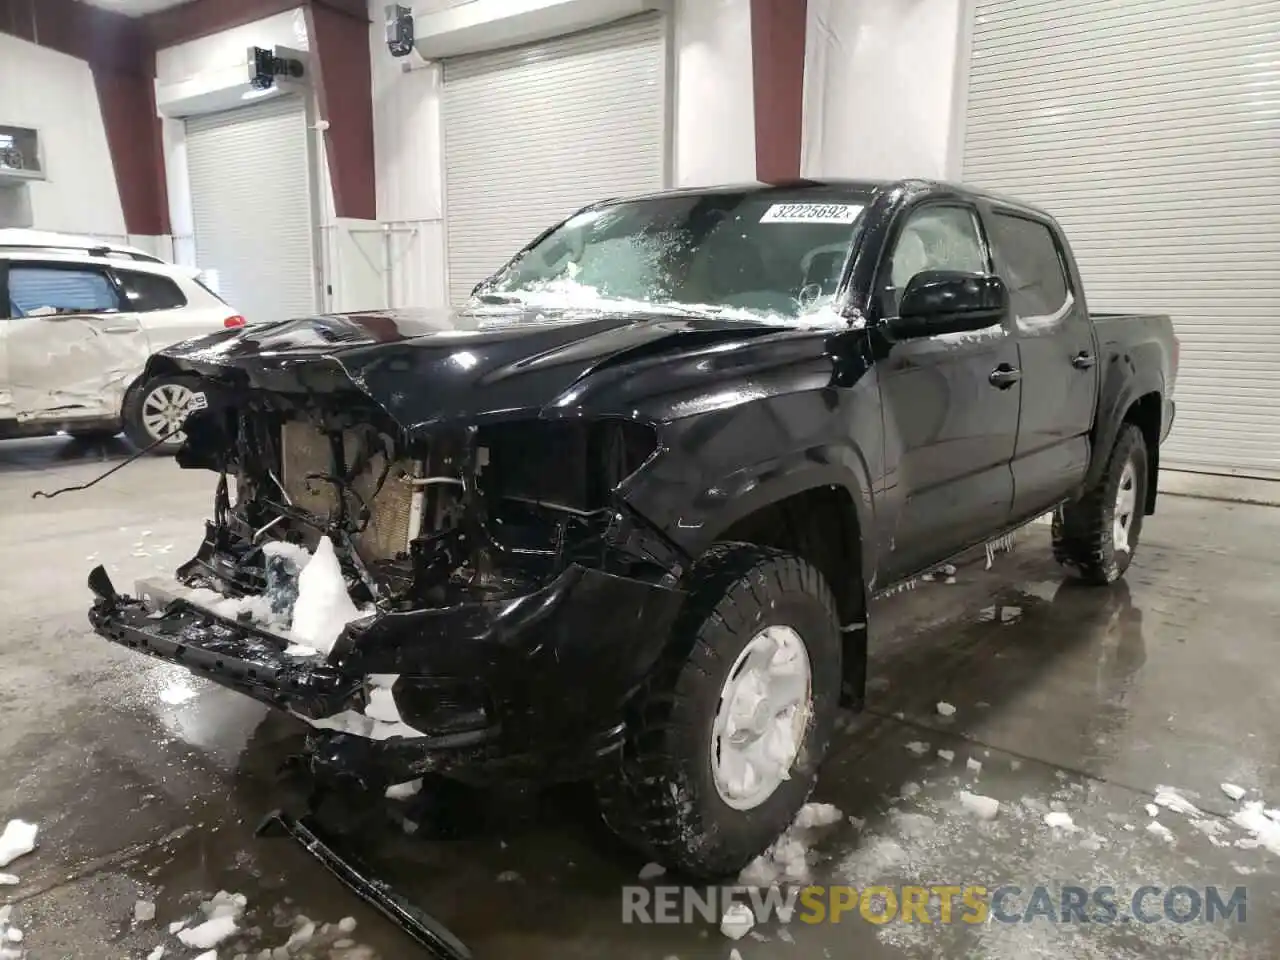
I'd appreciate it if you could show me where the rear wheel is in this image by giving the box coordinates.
[1053,423,1148,584]
[122,374,207,453]
[595,543,842,878]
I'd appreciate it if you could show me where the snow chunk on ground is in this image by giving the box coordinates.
[385,779,423,800]
[146,947,164,960]
[966,758,983,775]
[1154,785,1201,817]
[167,920,186,934]
[738,802,844,886]
[192,952,216,960]
[289,537,366,656]
[937,749,954,763]
[0,875,15,886]
[1146,821,1175,842]
[936,702,956,717]
[794,802,843,828]
[1044,811,1076,831]
[287,919,317,949]
[0,821,37,868]
[134,899,156,923]
[1232,802,1280,856]
[638,862,666,881]
[1221,783,1247,802]
[338,916,357,933]
[956,791,1000,821]
[1145,803,1160,817]
[905,741,930,755]
[720,902,754,940]
[177,915,238,949]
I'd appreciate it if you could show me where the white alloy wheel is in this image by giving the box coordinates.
[1113,458,1138,553]
[711,624,813,811]
[140,382,197,444]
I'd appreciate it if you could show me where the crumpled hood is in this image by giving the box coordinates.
[156,303,812,432]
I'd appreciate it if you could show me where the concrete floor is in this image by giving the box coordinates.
[1,436,1278,959]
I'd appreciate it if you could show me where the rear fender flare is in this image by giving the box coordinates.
[1085,361,1164,495]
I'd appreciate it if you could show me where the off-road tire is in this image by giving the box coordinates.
[1053,423,1148,585]
[122,374,205,454]
[595,543,842,879]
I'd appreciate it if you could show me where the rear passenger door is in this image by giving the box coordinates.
[5,262,148,423]
[985,211,1099,518]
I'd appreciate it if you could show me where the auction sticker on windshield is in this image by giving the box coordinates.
[760,203,863,224]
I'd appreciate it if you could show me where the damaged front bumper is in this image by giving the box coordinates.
[88,559,684,782]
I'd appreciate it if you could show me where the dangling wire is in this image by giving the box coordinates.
[30,433,173,500]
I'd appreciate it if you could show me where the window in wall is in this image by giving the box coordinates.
[116,270,188,312]
[989,213,1072,326]
[883,205,988,314]
[7,265,119,318]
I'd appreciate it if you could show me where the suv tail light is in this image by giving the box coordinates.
[224,315,246,329]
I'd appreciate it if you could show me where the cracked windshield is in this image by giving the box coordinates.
[475,191,869,323]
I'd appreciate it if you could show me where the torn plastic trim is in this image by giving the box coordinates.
[257,811,473,960]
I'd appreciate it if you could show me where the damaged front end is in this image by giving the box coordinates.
[89,378,688,783]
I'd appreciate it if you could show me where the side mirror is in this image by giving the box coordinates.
[889,270,1007,340]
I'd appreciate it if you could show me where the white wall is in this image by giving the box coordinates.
[673,0,756,187]
[0,34,126,237]
[800,0,967,181]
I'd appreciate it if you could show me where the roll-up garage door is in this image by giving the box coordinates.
[962,0,1280,478]
[186,94,317,325]
[442,14,667,305]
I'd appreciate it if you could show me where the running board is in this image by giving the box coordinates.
[256,810,472,960]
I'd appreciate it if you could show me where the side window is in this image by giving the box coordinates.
[988,214,1071,326]
[883,205,987,315]
[8,265,119,318]
[116,270,188,312]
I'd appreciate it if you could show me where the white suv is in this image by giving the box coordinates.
[1,230,247,451]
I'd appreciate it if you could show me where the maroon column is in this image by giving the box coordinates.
[750,0,809,184]
[93,65,171,236]
[305,1,376,220]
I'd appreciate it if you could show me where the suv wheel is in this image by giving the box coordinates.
[596,543,842,878]
[1052,423,1149,584]
[122,374,206,453]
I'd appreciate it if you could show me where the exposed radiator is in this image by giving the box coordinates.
[279,421,422,564]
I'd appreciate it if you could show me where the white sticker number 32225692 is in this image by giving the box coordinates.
[760,203,863,224]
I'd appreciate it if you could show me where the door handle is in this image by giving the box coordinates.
[101,324,141,334]
[1072,351,1096,370]
[989,364,1022,389]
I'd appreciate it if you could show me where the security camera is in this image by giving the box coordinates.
[247,46,306,89]
[386,4,415,58]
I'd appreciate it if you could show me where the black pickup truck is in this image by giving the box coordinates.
[88,179,1176,878]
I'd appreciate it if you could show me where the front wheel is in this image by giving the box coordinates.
[122,374,208,454]
[595,544,842,879]
[1053,423,1149,584]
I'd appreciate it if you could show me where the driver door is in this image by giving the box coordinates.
[874,203,1021,580]
[5,261,148,424]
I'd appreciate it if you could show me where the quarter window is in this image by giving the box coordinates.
[884,206,988,314]
[989,213,1072,323]
[8,265,119,317]
[116,270,188,312]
